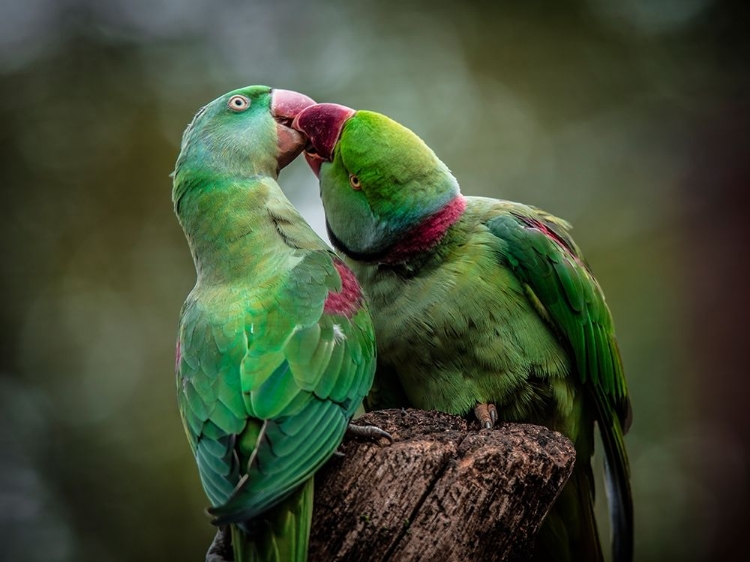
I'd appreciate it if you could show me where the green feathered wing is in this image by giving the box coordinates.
[176,248,374,562]
[487,206,632,562]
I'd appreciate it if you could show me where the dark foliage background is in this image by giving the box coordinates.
[1,1,748,560]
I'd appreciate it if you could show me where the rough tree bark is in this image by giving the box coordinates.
[206,409,576,562]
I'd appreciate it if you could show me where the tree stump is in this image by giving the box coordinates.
[310,409,576,562]
[205,409,575,562]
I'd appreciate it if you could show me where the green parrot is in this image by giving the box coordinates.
[172,87,377,562]
[293,104,633,562]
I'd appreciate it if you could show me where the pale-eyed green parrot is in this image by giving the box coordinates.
[173,87,377,562]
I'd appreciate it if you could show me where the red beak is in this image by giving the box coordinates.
[270,89,316,170]
[292,103,356,177]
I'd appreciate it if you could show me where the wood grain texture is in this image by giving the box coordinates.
[310,409,576,562]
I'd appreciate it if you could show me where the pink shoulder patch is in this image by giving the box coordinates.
[520,216,576,256]
[324,260,363,317]
[387,196,466,263]
[175,340,182,372]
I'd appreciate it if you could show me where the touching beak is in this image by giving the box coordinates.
[270,89,316,170]
[292,103,356,177]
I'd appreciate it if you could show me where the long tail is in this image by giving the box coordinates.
[532,463,603,562]
[596,391,634,562]
[230,477,314,562]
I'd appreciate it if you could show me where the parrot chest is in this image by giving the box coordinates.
[351,235,572,422]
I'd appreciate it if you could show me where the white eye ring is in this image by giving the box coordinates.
[228,95,251,112]
[349,174,361,190]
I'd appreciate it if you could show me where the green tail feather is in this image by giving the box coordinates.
[595,392,634,562]
[533,466,603,562]
[230,477,314,562]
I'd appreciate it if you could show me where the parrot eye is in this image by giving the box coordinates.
[227,95,251,112]
[349,174,362,190]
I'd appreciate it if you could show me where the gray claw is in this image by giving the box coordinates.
[347,423,394,443]
[489,403,498,426]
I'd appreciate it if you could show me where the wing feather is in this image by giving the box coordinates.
[487,209,632,562]
[177,250,375,529]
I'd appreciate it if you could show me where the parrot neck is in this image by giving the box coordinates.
[176,177,285,283]
[329,195,466,265]
[386,195,466,263]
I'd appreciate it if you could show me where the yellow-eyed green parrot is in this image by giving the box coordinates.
[293,103,633,562]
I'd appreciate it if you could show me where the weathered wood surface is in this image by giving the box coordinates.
[309,409,576,562]
[205,408,575,562]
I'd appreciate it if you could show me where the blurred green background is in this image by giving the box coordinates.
[1,1,748,561]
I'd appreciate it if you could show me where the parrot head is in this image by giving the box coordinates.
[293,104,460,258]
[173,85,315,210]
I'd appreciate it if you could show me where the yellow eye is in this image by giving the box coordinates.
[349,174,361,190]
[228,95,251,112]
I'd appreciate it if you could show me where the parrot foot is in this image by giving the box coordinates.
[474,402,498,429]
[346,422,394,443]
[206,526,232,562]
